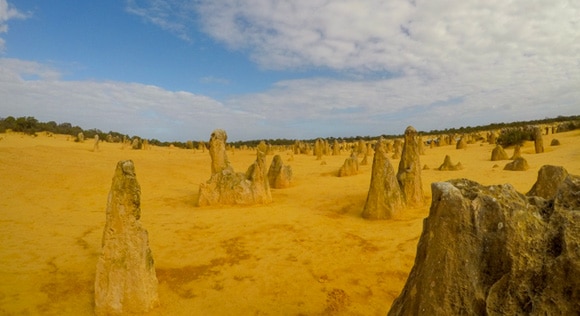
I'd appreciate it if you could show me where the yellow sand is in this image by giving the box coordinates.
[0,130,579,315]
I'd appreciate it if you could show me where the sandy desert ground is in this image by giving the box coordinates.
[0,129,579,315]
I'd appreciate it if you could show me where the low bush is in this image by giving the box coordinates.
[497,128,534,147]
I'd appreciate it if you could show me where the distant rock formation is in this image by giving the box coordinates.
[397,126,424,207]
[437,155,463,171]
[451,135,459,146]
[418,136,426,155]
[267,154,293,189]
[338,153,359,177]
[198,129,272,206]
[95,160,158,315]
[488,131,497,145]
[504,157,529,171]
[356,139,366,156]
[360,152,369,165]
[551,139,560,146]
[362,138,404,220]
[93,134,100,152]
[510,145,522,160]
[131,138,141,150]
[77,132,85,143]
[314,138,324,160]
[490,144,509,161]
[388,168,580,315]
[526,165,568,199]
[332,140,341,155]
[392,139,402,160]
[456,137,467,149]
[534,126,544,153]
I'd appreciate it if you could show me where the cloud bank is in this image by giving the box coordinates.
[195,0,579,136]
[0,58,264,141]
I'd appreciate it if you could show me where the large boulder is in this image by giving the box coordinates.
[95,160,158,315]
[397,126,424,207]
[491,145,509,161]
[362,138,405,220]
[526,165,569,199]
[388,168,580,315]
[504,157,529,171]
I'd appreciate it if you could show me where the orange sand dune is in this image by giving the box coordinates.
[0,130,579,315]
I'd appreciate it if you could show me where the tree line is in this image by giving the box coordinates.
[1,114,578,148]
[0,116,193,148]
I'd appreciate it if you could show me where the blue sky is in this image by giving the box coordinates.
[1,0,579,141]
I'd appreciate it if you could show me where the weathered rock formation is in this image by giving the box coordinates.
[438,155,463,171]
[504,157,529,171]
[456,137,467,149]
[267,155,293,189]
[197,129,272,206]
[356,140,366,156]
[397,126,424,207]
[338,153,359,177]
[551,139,560,146]
[488,131,497,145]
[77,132,85,143]
[418,136,426,155]
[332,140,341,155]
[386,141,394,153]
[131,138,141,150]
[93,134,100,152]
[388,168,580,315]
[526,165,569,199]
[449,135,457,146]
[534,126,544,153]
[392,139,402,160]
[491,145,509,161]
[511,145,522,160]
[95,160,158,315]
[360,153,369,166]
[314,138,324,160]
[362,138,404,220]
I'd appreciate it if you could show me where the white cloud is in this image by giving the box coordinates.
[131,0,579,137]
[195,0,580,75]
[0,58,264,141]
[125,0,195,42]
[0,0,28,51]
[5,1,580,140]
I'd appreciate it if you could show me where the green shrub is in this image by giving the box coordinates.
[497,128,534,147]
